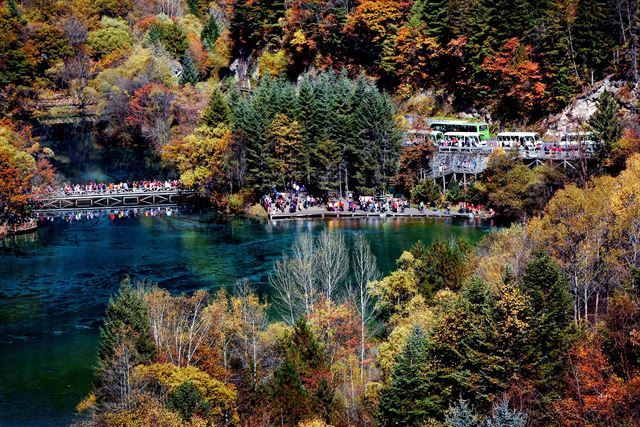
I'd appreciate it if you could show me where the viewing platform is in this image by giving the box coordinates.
[428,145,592,179]
[269,206,482,221]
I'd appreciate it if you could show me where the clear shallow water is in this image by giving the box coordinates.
[0,215,489,426]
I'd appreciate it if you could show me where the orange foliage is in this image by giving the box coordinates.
[555,336,640,426]
[393,24,442,94]
[346,0,411,46]
[482,38,546,117]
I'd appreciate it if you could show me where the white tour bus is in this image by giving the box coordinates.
[560,132,597,147]
[443,132,487,147]
[496,132,543,149]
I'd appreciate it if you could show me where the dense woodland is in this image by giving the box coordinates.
[1,0,640,220]
[77,154,640,426]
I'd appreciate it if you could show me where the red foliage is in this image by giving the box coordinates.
[555,335,640,426]
[482,38,547,117]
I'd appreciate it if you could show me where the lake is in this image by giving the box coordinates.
[0,215,490,426]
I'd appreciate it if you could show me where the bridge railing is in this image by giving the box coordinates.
[35,187,195,200]
[435,145,592,160]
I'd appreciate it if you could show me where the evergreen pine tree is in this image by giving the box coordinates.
[201,87,231,127]
[95,277,155,384]
[146,23,163,46]
[298,76,320,184]
[409,0,448,41]
[187,0,202,17]
[7,0,21,19]
[519,252,572,391]
[483,399,528,427]
[312,138,341,195]
[201,14,220,51]
[270,318,326,425]
[573,0,615,83]
[167,381,204,421]
[378,326,437,426]
[180,51,200,85]
[445,400,479,427]
[588,89,622,172]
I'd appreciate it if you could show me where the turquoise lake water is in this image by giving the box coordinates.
[0,215,490,426]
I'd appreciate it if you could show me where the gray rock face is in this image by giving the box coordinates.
[545,78,626,139]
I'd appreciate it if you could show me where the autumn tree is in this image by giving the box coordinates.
[267,113,304,186]
[475,151,563,219]
[126,83,176,149]
[481,38,547,121]
[378,326,435,426]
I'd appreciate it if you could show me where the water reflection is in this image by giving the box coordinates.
[0,215,490,426]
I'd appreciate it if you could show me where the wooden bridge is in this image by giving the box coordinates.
[32,189,198,214]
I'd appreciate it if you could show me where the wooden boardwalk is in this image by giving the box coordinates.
[269,206,479,221]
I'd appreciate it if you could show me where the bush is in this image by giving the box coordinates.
[228,193,245,214]
[411,180,440,204]
[88,17,132,58]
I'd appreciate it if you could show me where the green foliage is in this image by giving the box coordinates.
[378,326,438,426]
[155,21,189,58]
[269,318,333,425]
[96,277,155,385]
[482,399,528,427]
[411,179,440,204]
[589,90,622,172]
[573,0,616,82]
[411,238,472,298]
[409,0,447,41]
[7,0,21,19]
[187,0,204,17]
[87,17,132,58]
[445,180,464,203]
[167,381,204,421]
[445,400,479,427]
[201,14,220,50]
[233,73,401,195]
[519,252,572,392]
[146,23,163,46]
[476,152,561,219]
[180,52,199,85]
[202,88,232,127]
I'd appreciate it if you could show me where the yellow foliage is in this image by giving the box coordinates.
[297,419,334,427]
[474,224,532,287]
[368,251,420,318]
[101,396,183,427]
[133,363,238,423]
[92,46,177,96]
[161,124,233,189]
[377,295,434,380]
[258,50,288,78]
[75,393,96,413]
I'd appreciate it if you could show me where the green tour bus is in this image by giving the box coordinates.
[427,119,491,141]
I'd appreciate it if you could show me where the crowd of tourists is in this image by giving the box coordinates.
[59,180,181,195]
[262,185,496,219]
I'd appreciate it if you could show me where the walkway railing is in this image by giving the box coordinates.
[33,187,198,213]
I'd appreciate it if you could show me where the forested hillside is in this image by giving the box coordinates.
[1,0,638,121]
[1,0,639,217]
